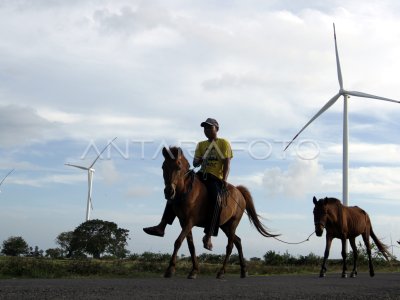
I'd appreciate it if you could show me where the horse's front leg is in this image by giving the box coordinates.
[185,230,199,279]
[341,238,348,278]
[164,225,192,278]
[349,237,358,278]
[320,235,333,277]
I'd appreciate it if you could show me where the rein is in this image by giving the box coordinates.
[181,169,195,201]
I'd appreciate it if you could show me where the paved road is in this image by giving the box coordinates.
[0,273,399,299]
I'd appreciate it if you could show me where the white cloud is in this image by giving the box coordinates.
[230,172,264,188]
[319,142,400,166]
[262,159,324,198]
[373,215,400,226]
[0,105,58,148]
[92,4,174,36]
[349,167,400,201]
[1,1,399,145]
[261,157,400,203]
[97,160,120,185]
[124,186,155,198]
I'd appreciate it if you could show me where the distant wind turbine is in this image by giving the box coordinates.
[65,137,117,221]
[285,23,400,207]
[0,169,15,193]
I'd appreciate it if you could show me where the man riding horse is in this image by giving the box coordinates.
[143,117,232,251]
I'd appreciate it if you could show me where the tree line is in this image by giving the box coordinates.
[1,219,129,259]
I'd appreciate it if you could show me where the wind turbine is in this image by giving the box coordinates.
[0,169,15,193]
[285,23,400,207]
[65,137,117,221]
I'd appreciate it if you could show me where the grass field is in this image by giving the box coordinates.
[0,254,399,279]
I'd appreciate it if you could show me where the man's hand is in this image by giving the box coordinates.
[193,157,203,168]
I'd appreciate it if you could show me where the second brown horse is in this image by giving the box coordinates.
[313,196,391,278]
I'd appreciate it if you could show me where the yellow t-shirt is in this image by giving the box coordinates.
[194,138,233,180]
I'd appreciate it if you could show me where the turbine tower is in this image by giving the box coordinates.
[66,137,117,221]
[285,23,400,207]
[0,169,15,193]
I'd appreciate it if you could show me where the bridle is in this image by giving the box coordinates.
[314,208,327,229]
[314,221,326,228]
[164,165,195,202]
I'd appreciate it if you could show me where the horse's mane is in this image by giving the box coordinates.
[166,146,190,168]
[322,197,342,206]
[168,146,182,158]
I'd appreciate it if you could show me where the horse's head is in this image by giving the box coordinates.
[162,147,189,200]
[313,196,328,237]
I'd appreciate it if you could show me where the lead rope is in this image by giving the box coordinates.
[216,186,315,245]
[272,231,315,245]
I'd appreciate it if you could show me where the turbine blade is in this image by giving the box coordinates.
[284,93,341,151]
[333,23,343,90]
[65,163,89,171]
[346,90,400,104]
[0,169,15,186]
[89,137,117,168]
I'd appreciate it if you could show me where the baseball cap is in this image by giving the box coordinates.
[200,118,219,128]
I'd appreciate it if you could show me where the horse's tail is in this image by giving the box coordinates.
[370,226,392,261]
[236,185,279,238]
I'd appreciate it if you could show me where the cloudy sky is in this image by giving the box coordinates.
[1,0,400,260]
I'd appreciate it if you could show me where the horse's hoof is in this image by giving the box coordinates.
[241,271,249,278]
[216,272,225,280]
[187,273,197,279]
[350,272,357,278]
[341,273,348,278]
[319,273,326,278]
[370,271,375,277]
[164,270,174,278]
